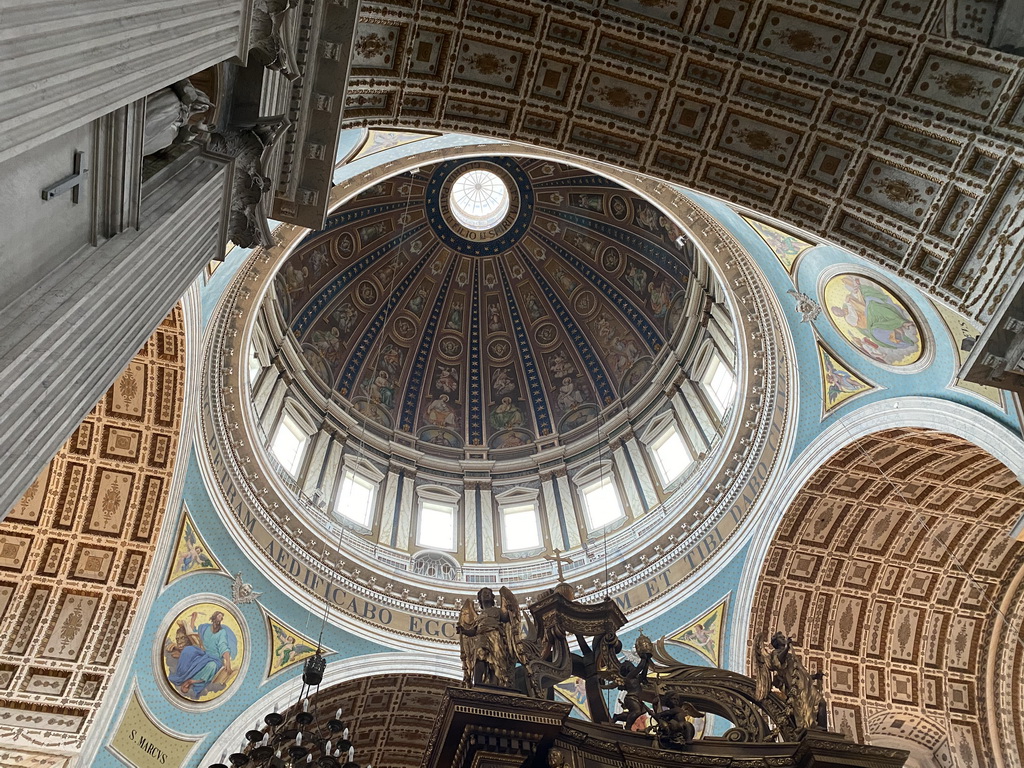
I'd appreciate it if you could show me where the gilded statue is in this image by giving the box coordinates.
[457,586,518,688]
[753,631,828,731]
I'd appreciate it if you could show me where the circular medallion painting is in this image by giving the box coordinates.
[161,601,245,704]
[823,274,923,367]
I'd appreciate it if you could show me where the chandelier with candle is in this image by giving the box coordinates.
[206,650,367,768]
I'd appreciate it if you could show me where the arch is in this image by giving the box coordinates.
[201,652,462,765]
[733,396,1024,670]
[0,299,192,764]
[741,412,1024,766]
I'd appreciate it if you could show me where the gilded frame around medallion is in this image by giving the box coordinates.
[815,264,935,375]
[152,593,251,713]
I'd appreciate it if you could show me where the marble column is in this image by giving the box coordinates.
[1,0,247,164]
[0,153,230,516]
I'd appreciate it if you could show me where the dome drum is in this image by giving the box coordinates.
[203,143,794,645]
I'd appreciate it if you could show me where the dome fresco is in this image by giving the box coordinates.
[273,156,696,451]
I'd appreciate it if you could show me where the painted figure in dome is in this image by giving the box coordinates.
[447,300,464,330]
[311,327,341,364]
[426,394,458,430]
[679,622,716,660]
[823,356,864,401]
[557,377,585,412]
[271,625,316,669]
[366,370,394,408]
[488,301,504,332]
[283,263,308,296]
[491,397,525,430]
[331,302,358,334]
[492,367,515,397]
[166,611,238,698]
[436,365,458,394]
[408,286,429,315]
[625,264,649,294]
[549,350,575,379]
[306,244,331,279]
[524,292,544,320]
[378,342,402,375]
[648,278,673,318]
[178,525,213,574]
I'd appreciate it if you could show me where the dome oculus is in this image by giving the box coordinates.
[429,158,529,252]
[449,169,510,231]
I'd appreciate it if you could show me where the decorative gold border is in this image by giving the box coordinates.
[151,594,251,713]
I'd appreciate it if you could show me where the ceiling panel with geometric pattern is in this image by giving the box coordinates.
[750,428,1024,766]
[0,308,186,766]
[344,0,1024,322]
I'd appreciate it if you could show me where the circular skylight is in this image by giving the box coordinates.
[448,169,510,231]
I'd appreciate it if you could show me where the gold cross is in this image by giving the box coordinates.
[543,548,573,582]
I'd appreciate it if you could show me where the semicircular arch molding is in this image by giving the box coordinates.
[732,396,1024,670]
[746,423,1024,767]
[201,653,462,767]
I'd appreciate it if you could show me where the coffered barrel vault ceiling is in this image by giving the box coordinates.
[0,308,186,764]
[344,0,1024,322]
[276,157,695,449]
[750,428,1024,766]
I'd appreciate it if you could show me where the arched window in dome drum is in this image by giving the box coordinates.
[572,462,626,532]
[699,348,737,418]
[495,487,543,553]
[247,344,263,383]
[415,485,461,552]
[333,457,385,530]
[335,469,376,528]
[270,412,308,478]
[649,423,693,487]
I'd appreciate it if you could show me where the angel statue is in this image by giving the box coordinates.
[753,631,828,731]
[457,586,521,688]
[605,635,653,730]
[653,690,703,748]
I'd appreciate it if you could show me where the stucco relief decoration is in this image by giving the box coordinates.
[161,601,245,704]
[823,274,923,367]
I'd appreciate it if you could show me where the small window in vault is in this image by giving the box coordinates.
[650,424,692,486]
[502,502,542,551]
[270,413,307,477]
[336,469,376,528]
[418,500,456,550]
[581,475,625,530]
[703,354,736,416]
